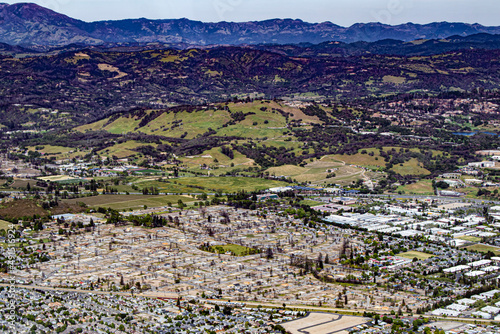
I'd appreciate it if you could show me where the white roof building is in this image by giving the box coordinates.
[482,266,500,273]
[481,306,500,315]
[446,303,469,312]
[472,311,492,319]
[465,270,486,277]
[468,259,492,268]
[444,265,470,273]
[457,298,476,306]
[430,309,460,317]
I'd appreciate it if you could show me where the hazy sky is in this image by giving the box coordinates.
[4,0,499,26]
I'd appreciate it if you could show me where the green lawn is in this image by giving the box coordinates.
[208,244,258,256]
[397,251,434,260]
[299,200,325,207]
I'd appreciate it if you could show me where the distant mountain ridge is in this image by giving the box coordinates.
[2,2,500,48]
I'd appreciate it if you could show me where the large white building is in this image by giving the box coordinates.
[468,161,495,168]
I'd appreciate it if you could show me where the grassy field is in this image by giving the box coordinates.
[98,140,153,159]
[465,244,500,255]
[383,75,406,84]
[391,158,431,176]
[38,175,82,182]
[456,235,482,243]
[27,145,73,155]
[265,156,365,186]
[75,101,321,141]
[331,150,386,168]
[398,251,434,260]
[124,179,206,194]
[63,194,196,211]
[396,180,434,195]
[299,200,325,207]
[0,220,13,230]
[180,147,256,172]
[209,244,258,256]
[173,176,291,193]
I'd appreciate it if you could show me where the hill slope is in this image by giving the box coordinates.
[3,46,500,131]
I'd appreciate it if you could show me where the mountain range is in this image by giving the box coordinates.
[3,2,500,48]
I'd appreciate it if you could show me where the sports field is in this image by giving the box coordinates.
[398,251,434,260]
[466,244,500,255]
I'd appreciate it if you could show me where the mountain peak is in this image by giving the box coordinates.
[0,3,500,47]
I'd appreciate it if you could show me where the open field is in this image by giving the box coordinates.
[173,176,291,193]
[465,244,500,255]
[299,200,325,207]
[206,244,258,256]
[9,179,31,188]
[63,194,196,211]
[38,175,82,182]
[283,313,370,334]
[97,140,153,159]
[0,199,84,219]
[180,147,256,172]
[391,158,431,176]
[331,151,385,168]
[124,179,206,194]
[398,251,434,260]
[266,156,365,185]
[27,145,73,155]
[456,235,482,243]
[76,101,321,141]
[0,220,12,230]
[396,180,434,195]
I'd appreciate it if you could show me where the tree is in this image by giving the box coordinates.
[177,199,185,209]
[266,247,274,260]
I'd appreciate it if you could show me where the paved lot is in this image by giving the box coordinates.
[283,312,370,334]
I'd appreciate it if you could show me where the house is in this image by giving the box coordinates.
[441,173,461,179]
[468,161,495,168]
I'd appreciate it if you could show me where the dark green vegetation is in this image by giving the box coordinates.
[3,45,500,131]
[199,243,261,256]
[2,19,500,190]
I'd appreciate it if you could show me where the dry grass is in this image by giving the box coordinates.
[396,180,434,195]
[391,158,431,176]
[398,251,434,260]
